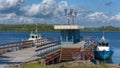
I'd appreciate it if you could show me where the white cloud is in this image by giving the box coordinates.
[0,0,23,9]
[116,13,120,21]
[87,12,109,23]
[0,13,35,24]
[111,13,120,21]
[0,0,67,23]
[25,0,56,18]
[5,13,16,19]
[27,4,40,16]
[6,0,20,7]
[25,0,68,18]
[0,0,24,15]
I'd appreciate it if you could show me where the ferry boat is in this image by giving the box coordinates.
[94,36,114,60]
[28,24,42,45]
[28,32,41,41]
[28,32,42,45]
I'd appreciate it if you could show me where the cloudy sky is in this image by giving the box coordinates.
[0,0,120,27]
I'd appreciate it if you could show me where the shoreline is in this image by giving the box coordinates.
[3,60,120,68]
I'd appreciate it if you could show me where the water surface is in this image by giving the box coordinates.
[0,32,119,64]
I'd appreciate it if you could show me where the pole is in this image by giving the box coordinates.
[72,16,74,24]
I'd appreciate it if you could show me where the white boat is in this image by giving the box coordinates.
[28,32,42,46]
[28,24,42,45]
[28,32,42,41]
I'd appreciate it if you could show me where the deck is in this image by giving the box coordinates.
[0,40,61,68]
[0,46,39,68]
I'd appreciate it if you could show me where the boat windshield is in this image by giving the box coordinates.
[99,42,109,47]
[31,35,38,38]
[32,36,34,38]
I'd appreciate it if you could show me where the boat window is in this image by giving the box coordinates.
[99,43,102,46]
[32,36,34,38]
[100,42,109,46]
[36,36,37,38]
[102,42,106,46]
[106,43,109,46]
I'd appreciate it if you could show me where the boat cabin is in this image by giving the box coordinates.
[28,33,41,41]
[97,36,110,51]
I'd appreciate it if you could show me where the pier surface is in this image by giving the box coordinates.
[0,46,39,68]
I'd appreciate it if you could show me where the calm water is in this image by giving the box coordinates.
[0,32,120,64]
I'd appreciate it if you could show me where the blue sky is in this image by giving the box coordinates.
[66,0,120,13]
[27,0,120,14]
[26,0,42,5]
[0,0,120,27]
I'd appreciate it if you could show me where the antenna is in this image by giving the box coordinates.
[64,9,68,16]
[102,1,112,37]
[102,26,105,37]
[35,24,38,33]
[64,8,77,24]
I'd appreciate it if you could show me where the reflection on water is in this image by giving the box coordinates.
[98,58,113,64]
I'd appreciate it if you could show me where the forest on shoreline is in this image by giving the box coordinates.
[0,24,120,32]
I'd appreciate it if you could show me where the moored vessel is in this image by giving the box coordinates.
[28,32,41,41]
[94,36,114,60]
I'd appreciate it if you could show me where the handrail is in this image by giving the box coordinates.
[36,41,60,48]
[35,43,60,52]
[0,40,33,46]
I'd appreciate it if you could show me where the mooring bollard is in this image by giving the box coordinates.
[41,59,46,65]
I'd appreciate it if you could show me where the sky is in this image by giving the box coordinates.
[0,0,120,27]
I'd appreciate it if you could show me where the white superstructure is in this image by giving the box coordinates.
[28,33,41,41]
[97,36,110,51]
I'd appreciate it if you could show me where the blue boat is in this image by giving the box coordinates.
[94,36,114,60]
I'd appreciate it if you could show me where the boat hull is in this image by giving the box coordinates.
[94,50,113,60]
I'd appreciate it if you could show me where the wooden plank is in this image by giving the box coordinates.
[60,48,85,61]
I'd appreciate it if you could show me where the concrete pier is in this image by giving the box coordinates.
[0,47,39,68]
[0,40,61,68]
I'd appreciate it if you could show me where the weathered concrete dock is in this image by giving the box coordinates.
[0,46,39,68]
[0,39,61,68]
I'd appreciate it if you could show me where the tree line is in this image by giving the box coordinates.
[0,24,55,32]
[0,24,119,32]
[81,26,120,32]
